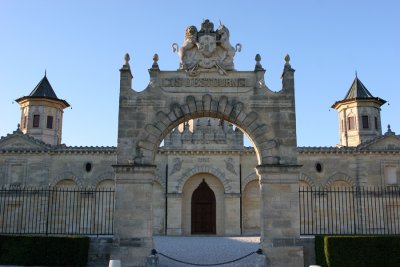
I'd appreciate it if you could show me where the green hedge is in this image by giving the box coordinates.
[315,235,400,267]
[0,235,89,266]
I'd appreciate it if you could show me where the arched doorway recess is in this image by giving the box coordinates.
[112,19,302,267]
[181,173,225,235]
[191,179,216,234]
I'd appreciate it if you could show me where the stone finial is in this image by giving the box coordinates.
[151,53,160,70]
[255,54,264,71]
[284,54,290,65]
[281,53,294,78]
[124,53,130,66]
[16,123,21,133]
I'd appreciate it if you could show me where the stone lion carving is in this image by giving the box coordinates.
[172,26,199,69]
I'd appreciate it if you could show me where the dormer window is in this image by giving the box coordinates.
[362,115,369,129]
[348,116,355,130]
[33,115,40,128]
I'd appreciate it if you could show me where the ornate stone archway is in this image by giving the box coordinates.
[112,20,302,267]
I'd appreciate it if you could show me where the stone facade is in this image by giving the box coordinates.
[1,19,400,267]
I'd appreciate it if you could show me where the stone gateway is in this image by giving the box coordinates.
[113,19,301,266]
[0,19,399,267]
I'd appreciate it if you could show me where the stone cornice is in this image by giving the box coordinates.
[158,147,254,156]
[256,164,302,175]
[112,163,157,173]
[0,146,117,155]
[297,147,400,155]
[54,146,116,154]
[1,140,399,156]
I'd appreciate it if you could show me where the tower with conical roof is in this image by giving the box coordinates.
[15,73,70,145]
[332,74,386,147]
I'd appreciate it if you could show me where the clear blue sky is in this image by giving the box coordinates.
[1,0,399,147]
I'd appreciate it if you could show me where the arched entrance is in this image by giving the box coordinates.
[191,180,216,234]
[112,19,302,267]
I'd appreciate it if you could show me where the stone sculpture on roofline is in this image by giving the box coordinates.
[172,19,242,75]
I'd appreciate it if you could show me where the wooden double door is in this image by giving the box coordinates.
[191,180,216,234]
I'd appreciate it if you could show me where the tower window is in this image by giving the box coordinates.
[362,116,369,129]
[375,117,378,130]
[348,116,355,130]
[47,116,53,129]
[33,115,40,128]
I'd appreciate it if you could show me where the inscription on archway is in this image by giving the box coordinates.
[162,77,247,87]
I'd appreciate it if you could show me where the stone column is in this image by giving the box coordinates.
[111,164,156,267]
[256,164,303,267]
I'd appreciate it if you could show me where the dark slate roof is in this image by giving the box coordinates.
[332,75,386,108]
[344,76,374,99]
[29,75,58,98]
[15,74,70,107]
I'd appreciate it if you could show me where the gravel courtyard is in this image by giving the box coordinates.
[153,236,262,267]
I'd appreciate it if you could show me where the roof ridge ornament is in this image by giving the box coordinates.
[172,19,242,76]
[385,124,395,136]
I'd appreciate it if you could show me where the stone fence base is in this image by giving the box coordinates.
[88,236,114,267]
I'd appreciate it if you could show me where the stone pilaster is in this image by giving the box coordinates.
[256,164,303,267]
[111,164,156,267]
[166,193,183,235]
[224,193,241,235]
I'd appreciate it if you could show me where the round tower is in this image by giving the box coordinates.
[15,73,70,145]
[332,74,386,147]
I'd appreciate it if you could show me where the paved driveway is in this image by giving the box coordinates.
[153,236,262,267]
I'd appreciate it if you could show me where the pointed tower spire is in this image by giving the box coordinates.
[332,74,386,147]
[15,73,70,145]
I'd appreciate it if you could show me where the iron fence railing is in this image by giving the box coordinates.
[3,186,398,236]
[0,186,114,235]
[299,186,400,235]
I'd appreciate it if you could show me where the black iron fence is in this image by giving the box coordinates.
[3,186,399,236]
[299,186,400,235]
[0,187,114,235]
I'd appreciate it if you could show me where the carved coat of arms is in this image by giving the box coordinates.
[172,19,241,75]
